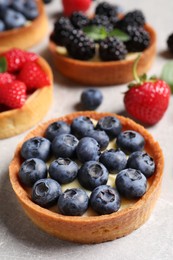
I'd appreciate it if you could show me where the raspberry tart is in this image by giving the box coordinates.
[0,0,48,52]
[9,111,164,244]
[49,3,156,85]
[0,48,53,139]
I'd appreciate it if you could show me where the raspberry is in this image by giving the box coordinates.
[66,30,95,60]
[99,37,127,61]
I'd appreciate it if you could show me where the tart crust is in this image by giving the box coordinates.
[49,24,156,86]
[9,111,164,244]
[0,0,48,52]
[0,57,53,139]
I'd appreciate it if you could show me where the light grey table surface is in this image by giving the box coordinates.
[1,0,173,259]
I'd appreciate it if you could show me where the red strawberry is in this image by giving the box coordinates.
[17,61,50,90]
[0,72,16,86]
[124,56,171,125]
[62,0,91,16]
[0,80,27,109]
[0,48,38,73]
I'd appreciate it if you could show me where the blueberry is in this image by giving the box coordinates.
[49,158,78,184]
[81,89,103,110]
[4,8,26,29]
[96,116,122,139]
[11,0,38,20]
[116,168,147,199]
[19,158,47,187]
[21,137,51,161]
[76,137,100,163]
[78,161,108,190]
[90,185,121,215]
[45,121,71,142]
[51,134,79,159]
[116,130,145,154]
[84,129,109,150]
[0,0,10,18]
[127,151,155,178]
[0,19,5,31]
[71,116,94,139]
[99,148,127,173]
[32,178,62,208]
[58,188,89,216]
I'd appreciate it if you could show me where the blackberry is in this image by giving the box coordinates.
[50,16,74,46]
[125,26,150,52]
[66,29,95,60]
[90,15,113,32]
[99,37,127,61]
[95,2,119,17]
[167,33,173,54]
[116,10,145,32]
[70,11,89,29]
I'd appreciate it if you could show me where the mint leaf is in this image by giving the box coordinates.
[83,26,108,41]
[0,57,7,73]
[161,61,173,93]
[108,29,130,42]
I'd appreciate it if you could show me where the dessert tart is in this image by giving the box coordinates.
[0,0,48,52]
[9,111,164,244]
[0,49,53,139]
[49,4,157,86]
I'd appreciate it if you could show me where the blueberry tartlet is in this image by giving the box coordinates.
[0,48,53,139]
[49,2,156,85]
[9,111,164,243]
[0,0,48,52]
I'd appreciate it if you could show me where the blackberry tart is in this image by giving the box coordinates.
[0,0,48,52]
[49,5,156,85]
[9,111,164,243]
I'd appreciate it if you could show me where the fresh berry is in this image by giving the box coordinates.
[76,137,100,163]
[58,188,89,216]
[99,37,127,61]
[51,134,79,159]
[32,178,62,208]
[96,116,122,139]
[90,185,121,215]
[51,17,74,46]
[95,2,119,18]
[81,88,103,110]
[124,26,150,52]
[0,19,5,31]
[127,151,155,178]
[78,161,108,190]
[19,158,47,187]
[0,48,38,73]
[124,56,171,125]
[90,15,113,32]
[62,0,92,16]
[99,149,127,174]
[0,73,15,85]
[84,129,109,150]
[17,61,50,90]
[70,11,89,29]
[0,80,26,109]
[11,0,39,20]
[66,29,95,60]
[119,10,145,28]
[43,0,53,4]
[49,158,78,184]
[71,116,94,139]
[116,130,145,154]
[4,8,26,29]
[21,137,51,161]
[116,168,147,199]
[167,33,173,54]
[45,121,71,142]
